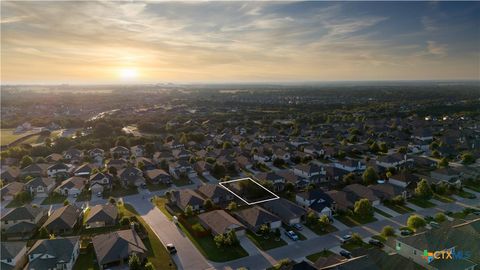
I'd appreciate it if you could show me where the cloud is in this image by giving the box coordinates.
[426,41,447,56]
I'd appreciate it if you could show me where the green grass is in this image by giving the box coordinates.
[408,197,436,208]
[433,193,455,203]
[246,230,288,250]
[153,196,174,220]
[306,250,334,262]
[305,223,338,236]
[372,235,387,243]
[456,190,476,199]
[103,185,138,198]
[41,193,67,205]
[374,208,393,218]
[335,214,377,227]
[0,129,29,145]
[76,189,91,202]
[172,176,192,186]
[465,185,480,193]
[341,241,372,252]
[123,204,176,269]
[5,195,32,208]
[383,202,414,214]
[146,182,169,191]
[177,221,248,262]
[73,245,100,270]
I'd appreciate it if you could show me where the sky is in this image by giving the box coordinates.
[1,1,479,84]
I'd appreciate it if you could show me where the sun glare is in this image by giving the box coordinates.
[119,68,138,80]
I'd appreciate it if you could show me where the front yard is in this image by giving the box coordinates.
[152,196,174,220]
[305,223,338,236]
[103,185,138,198]
[341,240,373,252]
[73,244,99,270]
[172,176,192,186]
[76,189,91,202]
[408,197,436,208]
[455,189,476,199]
[335,214,377,227]
[432,193,455,203]
[41,193,67,205]
[383,201,414,214]
[246,230,287,250]
[146,182,169,191]
[306,250,335,262]
[374,208,393,218]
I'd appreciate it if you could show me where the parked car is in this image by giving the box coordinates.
[473,211,480,216]
[166,243,177,254]
[341,234,352,243]
[339,250,352,259]
[429,221,440,228]
[368,239,384,248]
[400,229,413,236]
[96,192,102,197]
[140,183,147,189]
[293,223,303,230]
[285,230,299,241]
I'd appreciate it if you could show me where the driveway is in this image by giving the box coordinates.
[188,174,204,187]
[330,217,350,231]
[202,174,219,183]
[375,205,401,217]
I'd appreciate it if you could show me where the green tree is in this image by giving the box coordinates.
[128,253,142,270]
[434,212,446,223]
[144,262,155,270]
[45,137,52,147]
[381,225,395,237]
[415,179,433,199]
[38,227,49,238]
[20,155,34,168]
[227,201,237,211]
[179,133,188,144]
[259,224,270,236]
[362,167,378,185]
[203,199,213,210]
[343,173,355,185]
[379,142,388,153]
[354,198,373,218]
[222,141,232,149]
[214,234,225,248]
[397,147,407,154]
[306,211,317,225]
[137,161,145,171]
[318,215,330,231]
[407,215,426,231]
[145,143,155,157]
[184,205,194,217]
[369,142,380,153]
[63,199,70,206]
[351,233,363,244]
[439,158,449,168]
[461,152,475,165]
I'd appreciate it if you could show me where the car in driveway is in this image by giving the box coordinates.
[339,250,352,259]
[166,243,177,254]
[368,239,384,248]
[429,221,440,228]
[293,223,303,230]
[341,234,352,243]
[400,229,413,236]
[285,230,299,241]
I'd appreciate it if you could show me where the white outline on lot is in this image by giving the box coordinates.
[219,177,280,205]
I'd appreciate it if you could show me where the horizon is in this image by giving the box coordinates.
[2,1,479,84]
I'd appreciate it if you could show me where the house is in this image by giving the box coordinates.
[172,149,191,160]
[325,166,349,182]
[198,210,246,237]
[110,146,130,159]
[73,163,95,177]
[1,182,25,201]
[395,219,479,270]
[0,167,20,183]
[45,153,63,163]
[430,168,463,187]
[169,160,195,179]
[25,177,55,198]
[278,170,309,189]
[1,241,27,270]
[290,137,310,147]
[42,205,82,234]
[255,172,285,192]
[88,148,105,163]
[234,206,281,232]
[369,183,406,201]
[92,229,147,269]
[85,204,118,228]
[272,148,291,161]
[262,198,307,225]
[343,184,380,206]
[89,172,112,195]
[324,190,357,212]
[171,189,205,211]
[389,172,420,188]
[376,153,413,169]
[135,157,156,170]
[235,155,252,169]
[105,158,127,170]
[63,148,83,162]
[145,169,172,184]
[303,144,325,158]
[165,139,184,149]
[130,145,145,157]
[20,163,49,178]
[293,163,325,181]
[194,160,213,176]
[118,167,145,187]
[412,128,434,141]
[333,159,366,173]
[47,163,70,178]
[296,190,334,217]
[253,150,271,164]
[54,176,86,196]
[1,205,46,239]
[26,237,80,270]
[196,184,234,205]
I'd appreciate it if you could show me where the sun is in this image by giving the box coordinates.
[119,67,138,80]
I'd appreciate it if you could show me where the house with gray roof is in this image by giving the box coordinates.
[25,177,55,198]
[1,241,27,270]
[85,204,118,229]
[1,181,25,201]
[196,184,234,205]
[26,237,80,270]
[234,206,281,232]
[92,229,147,269]
[42,205,82,234]
[54,176,86,196]
[47,163,70,178]
[262,198,307,225]
[171,189,205,211]
[1,205,46,239]
[118,166,145,187]
[198,210,246,237]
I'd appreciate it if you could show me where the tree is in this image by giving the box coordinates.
[381,225,395,237]
[20,155,34,168]
[145,143,155,157]
[93,122,113,138]
[203,199,213,210]
[128,253,142,270]
[63,199,70,206]
[462,152,475,165]
[259,224,270,236]
[306,211,318,225]
[434,212,446,223]
[379,142,388,153]
[45,137,52,147]
[108,166,117,176]
[397,147,407,154]
[184,205,194,217]
[354,198,373,218]
[227,201,237,211]
[274,228,281,239]
[318,215,330,231]
[214,234,225,248]
[165,191,172,203]
[415,179,432,199]
[273,158,285,167]
[38,227,49,238]
[439,158,449,168]
[343,173,355,185]
[222,141,232,149]
[212,163,226,178]
[369,142,380,153]
[407,215,426,231]
[179,133,188,144]
[144,262,155,270]
[362,167,378,185]
[392,195,405,205]
[351,233,363,244]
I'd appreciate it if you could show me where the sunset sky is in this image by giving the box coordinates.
[1,1,479,84]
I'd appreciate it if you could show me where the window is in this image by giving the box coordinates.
[413,250,416,255]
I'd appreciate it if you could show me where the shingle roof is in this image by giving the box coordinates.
[43,205,81,231]
[198,210,244,235]
[86,204,118,224]
[1,241,26,260]
[92,229,147,265]
[25,177,54,189]
[262,198,306,220]
[27,237,79,270]
[1,205,44,222]
[235,206,280,227]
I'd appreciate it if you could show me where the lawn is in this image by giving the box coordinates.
[456,190,476,199]
[172,176,192,186]
[123,204,176,269]
[305,223,338,236]
[306,250,334,262]
[383,202,414,214]
[103,185,138,198]
[41,193,67,205]
[341,241,372,252]
[76,190,91,202]
[335,214,377,227]
[408,197,436,208]
[152,196,174,220]
[372,235,388,243]
[465,184,480,193]
[73,245,100,270]
[246,230,287,250]
[374,208,393,218]
[0,129,31,145]
[146,182,169,191]
[433,193,455,203]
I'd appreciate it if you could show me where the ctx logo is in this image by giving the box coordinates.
[422,249,472,263]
